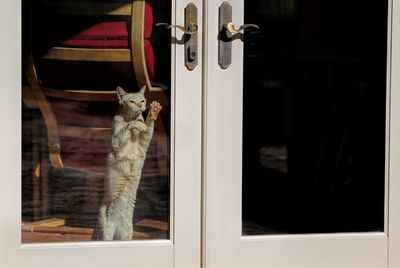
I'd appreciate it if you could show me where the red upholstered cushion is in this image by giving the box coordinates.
[61,21,129,48]
[144,3,153,38]
[60,136,109,173]
[50,98,116,172]
[62,21,128,40]
[144,39,155,80]
[61,38,129,48]
[51,98,116,129]
[60,3,155,80]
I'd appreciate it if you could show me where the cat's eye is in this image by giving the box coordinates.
[141,100,145,103]
[129,100,135,103]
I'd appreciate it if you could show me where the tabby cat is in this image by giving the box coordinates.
[94,86,162,240]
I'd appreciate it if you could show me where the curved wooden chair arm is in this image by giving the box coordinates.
[131,0,153,92]
[25,55,64,168]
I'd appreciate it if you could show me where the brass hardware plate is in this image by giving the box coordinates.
[218,2,259,69]
[218,2,232,69]
[185,3,198,71]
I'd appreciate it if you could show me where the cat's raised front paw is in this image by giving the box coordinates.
[128,121,147,132]
[148,101,162,120]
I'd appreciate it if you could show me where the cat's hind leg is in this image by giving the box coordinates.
[98,204,116,241]
[114,221,134,241]
[114,207,134,240]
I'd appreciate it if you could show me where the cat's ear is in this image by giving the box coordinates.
[116,86,127,103]
[138,86,146,96]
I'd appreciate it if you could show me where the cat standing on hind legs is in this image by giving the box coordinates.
[93,86,162,241]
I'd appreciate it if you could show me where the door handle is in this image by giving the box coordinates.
[218,2,259,69]
[156,3,198,71]
[224,22,259,35]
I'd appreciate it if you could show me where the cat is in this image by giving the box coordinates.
[93,86,162,241]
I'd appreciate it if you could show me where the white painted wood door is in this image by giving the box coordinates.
[0,0,202,267]
[2,0,400,267]
[203,0,400,267]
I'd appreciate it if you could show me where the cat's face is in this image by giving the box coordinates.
[116,86,147,115]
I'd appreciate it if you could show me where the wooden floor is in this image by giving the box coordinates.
[22,218,169,243]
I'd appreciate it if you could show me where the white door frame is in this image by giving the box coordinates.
[1,0,400,267]
[389,0,400,266]
[203,0,400,267]
[0,0,202,267]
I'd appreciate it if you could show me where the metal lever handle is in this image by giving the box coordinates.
[157,3,198,71]
[218,2,260,69]
[156,23,198,35]
[224,22,259,34]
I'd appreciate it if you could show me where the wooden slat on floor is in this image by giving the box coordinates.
[135,219,169,231]
[22,231,92,243]
[22,218,65,232]
[21,230,151,243]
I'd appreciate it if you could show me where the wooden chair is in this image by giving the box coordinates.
[23,0,168,170]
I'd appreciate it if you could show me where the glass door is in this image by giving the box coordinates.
[204,0,400,267]
[0,0,202,267]
[2,0,400,267]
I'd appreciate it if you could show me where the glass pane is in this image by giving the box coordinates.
[22,0,172,242]
[242,0,388,235]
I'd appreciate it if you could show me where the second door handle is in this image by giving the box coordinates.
[219,2,259,69]
[224,22,259,35]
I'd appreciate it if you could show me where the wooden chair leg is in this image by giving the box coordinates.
[40,127,50,219]
[155,115,168,174]
[32,115,41,221]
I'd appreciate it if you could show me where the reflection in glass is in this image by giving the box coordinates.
[22,0,171,243]
[242,0,388,235]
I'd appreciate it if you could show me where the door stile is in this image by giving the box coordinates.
[203,0,245,267]
[174,0,203,267]
[0,0,22,266]
[389,0,400,266]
